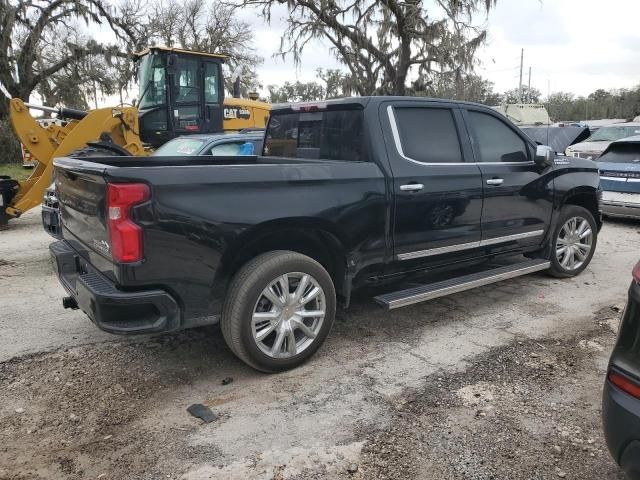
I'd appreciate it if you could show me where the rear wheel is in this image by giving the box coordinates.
[221,251,336,372]
[547,205,597,278]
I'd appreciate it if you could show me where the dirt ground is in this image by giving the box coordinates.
[0,208,639,479]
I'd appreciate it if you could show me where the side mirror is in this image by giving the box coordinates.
[535,145,555,166]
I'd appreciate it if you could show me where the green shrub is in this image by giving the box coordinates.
[0,119,22,164]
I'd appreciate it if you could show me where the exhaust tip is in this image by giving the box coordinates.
[62,296,78,309]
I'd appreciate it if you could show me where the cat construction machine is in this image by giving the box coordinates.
[0,46,271,228]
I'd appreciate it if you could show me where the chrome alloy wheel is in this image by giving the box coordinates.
[251,272,326,359]
[555,216,593,271]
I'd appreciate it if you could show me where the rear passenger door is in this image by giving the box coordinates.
[384,102,483,262]
[462,108,553,246]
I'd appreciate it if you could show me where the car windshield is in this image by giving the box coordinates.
[153,138,206,156]
[587,126,640,142]
[138,53,166,109]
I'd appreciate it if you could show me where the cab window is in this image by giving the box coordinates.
[467,111,529,163]
[393,107,462,163]
[204,63,219,104]
[264,109,365,161]
[173,57,200,104]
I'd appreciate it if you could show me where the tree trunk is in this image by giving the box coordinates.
[0,96,9,123]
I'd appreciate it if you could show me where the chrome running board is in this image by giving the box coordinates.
[374,259,550,310]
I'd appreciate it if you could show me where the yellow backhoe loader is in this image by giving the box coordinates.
[0,46,270,228]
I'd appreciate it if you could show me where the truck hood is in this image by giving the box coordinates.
[520,126,590,155]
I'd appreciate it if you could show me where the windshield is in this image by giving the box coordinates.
[587,126,640,142]
[153,138,206,156]
[138,53,166,109]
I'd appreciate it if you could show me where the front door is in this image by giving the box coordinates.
[462,108,553,247]
[383,102,484,263]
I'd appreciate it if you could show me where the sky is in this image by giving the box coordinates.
[43,0,640,107]
[238,0,640,98]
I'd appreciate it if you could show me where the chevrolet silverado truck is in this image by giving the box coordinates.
[50,96,602,372]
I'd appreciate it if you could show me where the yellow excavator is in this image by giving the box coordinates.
[0,46,271,227]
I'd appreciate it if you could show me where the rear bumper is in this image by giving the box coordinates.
[603,376,640,480]
[50,240,181,335]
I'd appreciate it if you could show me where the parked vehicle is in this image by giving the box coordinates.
[41,131,264,239]
[152,130,264,157]
[566,123,640,160]
[492,103,551,126]
[598,136,640,220]
[49,96,602,372]
[603,260,640,480]
[520,125,590,155]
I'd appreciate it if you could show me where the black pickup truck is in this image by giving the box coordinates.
[50,97,602,372]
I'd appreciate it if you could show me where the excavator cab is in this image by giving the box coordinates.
[135,47,227,148]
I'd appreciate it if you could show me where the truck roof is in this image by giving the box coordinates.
[270,96,498,113]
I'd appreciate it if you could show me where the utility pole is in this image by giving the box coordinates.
[518,48,524,103]
[527,66,532,103]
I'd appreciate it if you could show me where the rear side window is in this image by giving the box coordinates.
[264,109,365,161]
[207,142,245,155]
[467,111,529,163]
[598,143,640,164]
[393,107,462,163]
[152,137,205,156]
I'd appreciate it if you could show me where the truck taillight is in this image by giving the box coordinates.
[107,183,150,263]
[609,370,640,399]
[633,261,640,284]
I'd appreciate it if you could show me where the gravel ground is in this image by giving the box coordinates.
[0,208,638,479]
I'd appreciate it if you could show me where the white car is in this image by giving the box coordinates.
[566,123,640,160]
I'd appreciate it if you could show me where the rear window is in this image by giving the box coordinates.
[598,143,640,164]
[153,138,205,156]
[588,126,640,142]
[264,109,365,161]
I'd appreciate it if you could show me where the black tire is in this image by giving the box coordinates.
[547,205,598,278]
[221,251,336,373]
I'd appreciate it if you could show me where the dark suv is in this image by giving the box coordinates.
[603,260,640,479]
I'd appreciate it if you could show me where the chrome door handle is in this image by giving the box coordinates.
[486,178,504,186]
[400,183,424,191]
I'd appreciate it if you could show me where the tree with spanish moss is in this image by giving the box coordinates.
[236,0,497,96]
[0,0,145,122]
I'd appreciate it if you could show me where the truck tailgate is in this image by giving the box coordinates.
[54,159,111,257]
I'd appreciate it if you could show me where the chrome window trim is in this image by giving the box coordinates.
[600,176,628,182]
[396,229,545,261]
[386,105,535,167]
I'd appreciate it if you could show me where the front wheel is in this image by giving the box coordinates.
[547,205,597,278]
[221,251,336,372]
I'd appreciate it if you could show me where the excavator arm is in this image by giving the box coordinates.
[1,99,145,225]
